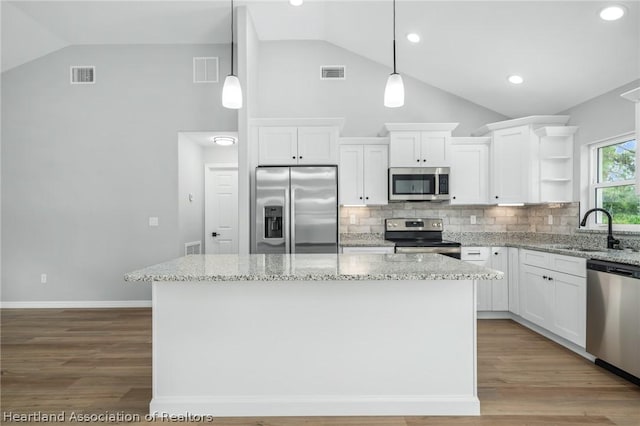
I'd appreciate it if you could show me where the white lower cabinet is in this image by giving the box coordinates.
[341,246,395,254]
[519,249,586,347]
[462,247,508,311]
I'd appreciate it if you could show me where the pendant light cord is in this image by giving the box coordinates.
[230,0,235,76]
[392,0,397,74]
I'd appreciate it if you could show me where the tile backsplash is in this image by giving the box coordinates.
[340,202,580,235]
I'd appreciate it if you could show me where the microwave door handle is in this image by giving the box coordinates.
[434,173,439,195]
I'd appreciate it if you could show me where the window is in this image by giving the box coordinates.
[589,134,639,228]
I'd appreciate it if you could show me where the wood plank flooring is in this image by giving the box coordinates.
[1,309,639,425]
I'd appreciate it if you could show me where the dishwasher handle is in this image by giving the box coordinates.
[587,259,640,279]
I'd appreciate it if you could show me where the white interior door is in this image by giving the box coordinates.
[205,165,239,254]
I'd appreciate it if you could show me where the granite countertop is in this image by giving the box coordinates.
[339,234,395,247]
[446,232,640,266]
[124,253,503,283]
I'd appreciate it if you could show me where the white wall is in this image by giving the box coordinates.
[561,79,640,201]
[257,41,508,136]
[178,135,204,254]
[203,144,239,165]
[1,44,237,304]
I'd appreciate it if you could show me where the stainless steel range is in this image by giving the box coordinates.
[385,218,461,259]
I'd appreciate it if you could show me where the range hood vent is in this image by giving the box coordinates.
[70,66,95,84]
[321,65,346,80]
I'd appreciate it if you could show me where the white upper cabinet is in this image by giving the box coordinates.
[449,137,490,205]
[491,125,529,204]
[258,124,339,166]
[297,127,339,165]
[473,116,574,204]
[339,138,389,206]
[382,123,459,167]
[258,127,298,165]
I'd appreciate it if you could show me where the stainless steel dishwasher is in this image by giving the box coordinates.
[586,259,640,384]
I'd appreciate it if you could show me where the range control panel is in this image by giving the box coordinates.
[385,218,443,232]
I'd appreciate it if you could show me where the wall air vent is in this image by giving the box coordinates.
[321,65,346,80]
[193,57,219,83]
[185,241,202,256]
[70,66,95,84]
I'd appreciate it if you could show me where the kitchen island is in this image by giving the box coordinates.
[125,253,501,418]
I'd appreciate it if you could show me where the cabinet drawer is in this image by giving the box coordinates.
[462,247,490,261]
[520,249,550,268]
[549,253,586,278]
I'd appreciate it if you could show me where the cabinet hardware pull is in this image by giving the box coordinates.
[365,196,369,200]
[495,196,499,199]
[416,159,420,162]
[292,156,296,159]
[543,275,548,279]
[299,156,303,159]
[359,196,363,200]
[423,159,426,162]
[453,196,456,199]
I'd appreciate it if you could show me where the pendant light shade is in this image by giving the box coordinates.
[222,0,242,109]
[384,0,404,108]
[384,73,405,108]
[222,75,243,109]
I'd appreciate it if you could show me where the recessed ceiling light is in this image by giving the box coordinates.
[406,33,421,43]
[290,0,303,6]
[210,136,236,146]
[599,5,625,21]
[508,75,524,85]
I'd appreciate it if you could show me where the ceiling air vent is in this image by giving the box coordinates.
[321,65,346,80]
[70,66,95,84]
[193,57,219,83]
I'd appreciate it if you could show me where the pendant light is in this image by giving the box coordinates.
[222,0,242,109]
[384,0,404,108]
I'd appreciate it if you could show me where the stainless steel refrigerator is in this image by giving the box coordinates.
[254,166,338,254]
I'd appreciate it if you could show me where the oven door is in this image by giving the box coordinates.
[395,246,461,259]
[388,168,449,201]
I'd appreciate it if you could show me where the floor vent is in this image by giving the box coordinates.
[70,66,95,84]
[185,241,202,256]
[193,57,219,83]
[321,65,346,80]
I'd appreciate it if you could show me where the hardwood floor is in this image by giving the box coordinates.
[1,309,639,425]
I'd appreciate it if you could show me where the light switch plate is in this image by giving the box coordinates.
[548,215,553,225]
[149,217,159,227]
[350,214,357,225]
[470,215,477,225]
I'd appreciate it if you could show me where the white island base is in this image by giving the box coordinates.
[150,279,479,417]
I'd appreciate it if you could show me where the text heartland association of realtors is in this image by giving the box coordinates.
[2,411,216,422]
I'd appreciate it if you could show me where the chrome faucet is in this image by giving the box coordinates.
[580,208,620,249]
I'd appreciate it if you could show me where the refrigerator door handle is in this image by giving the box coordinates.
[284,188,291,254]
[290,188,296,254]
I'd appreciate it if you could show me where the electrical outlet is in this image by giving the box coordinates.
[41,274,47,284]
[470,215,477,225]
[548,215,553,225]
[149,217,159,227]
[349,214,357,225]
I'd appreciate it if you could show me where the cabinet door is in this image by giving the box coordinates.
[508,248,520,315]
[258,127,298,165]
[466,259,492,311]
[421,132,449,165]
[491,125,528,203]
[363,145,389,205]
[549,271,586,347]
[297,127,338,164]
[490,247,509,311]
[389,132,421,167]
[520,264,550,328]
[339,145,364,206]
[450,143,489,205]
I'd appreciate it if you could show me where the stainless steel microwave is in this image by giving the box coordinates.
[388,167,450,201]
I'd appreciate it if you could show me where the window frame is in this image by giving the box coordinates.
[586,132,638,231]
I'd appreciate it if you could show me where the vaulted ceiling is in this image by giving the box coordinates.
[3,0,639,117]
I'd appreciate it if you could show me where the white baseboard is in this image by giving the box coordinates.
[477,311,511,319]
[149,395,481,417]
[0,300,152,309]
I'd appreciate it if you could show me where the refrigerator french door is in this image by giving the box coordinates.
[255,166,338,254]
